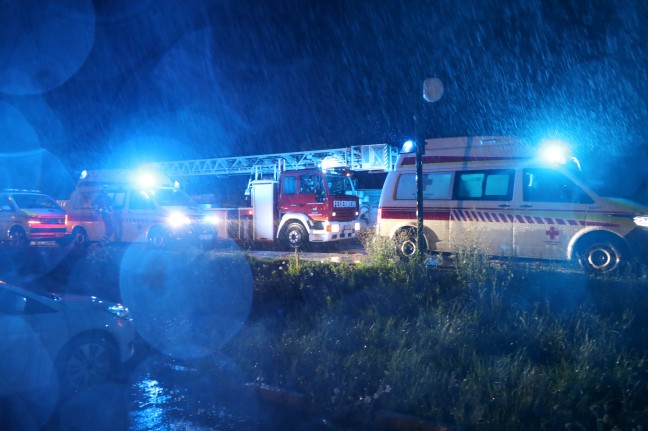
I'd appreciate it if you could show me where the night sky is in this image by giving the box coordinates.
[1,0,647,199]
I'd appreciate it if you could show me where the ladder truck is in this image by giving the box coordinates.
[150,144,397,249]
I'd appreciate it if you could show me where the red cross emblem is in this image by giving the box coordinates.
[545,226,559,240]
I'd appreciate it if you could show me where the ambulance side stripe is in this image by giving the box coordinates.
[379,207,621,227]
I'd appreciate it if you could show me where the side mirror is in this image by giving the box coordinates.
[0,205,12,212]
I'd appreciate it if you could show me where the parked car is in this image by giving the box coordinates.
[0,280,137,393]
[0,190,67,246]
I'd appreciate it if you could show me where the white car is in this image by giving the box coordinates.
[0,280,137,394]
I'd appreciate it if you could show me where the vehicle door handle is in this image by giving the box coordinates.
[519,204,532,208]
[497,204,510,208]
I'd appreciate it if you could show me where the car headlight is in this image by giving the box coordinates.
[107,304,131,320]
[634,216,648,227]
[167,211,191,227]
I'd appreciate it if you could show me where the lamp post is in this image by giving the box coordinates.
[415,77,444,258]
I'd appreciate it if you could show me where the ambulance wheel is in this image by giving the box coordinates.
[395,229,421,258]
[281,222,307,250]
[148,227,168,248]
[577,235,624,274]
[71,227,89,248]
[9,226,28,246]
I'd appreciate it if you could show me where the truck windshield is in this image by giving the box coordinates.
[151,188,197,207]
[325,174,355,196]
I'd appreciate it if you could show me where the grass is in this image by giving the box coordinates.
[37,239,648,430]
[223,232,648,430]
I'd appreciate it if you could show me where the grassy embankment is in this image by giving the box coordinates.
[13,237,647,430]
[224,232,648,431]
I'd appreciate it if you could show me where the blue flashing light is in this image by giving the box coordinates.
[539,140,569,165]
[400,140,416,154]
[133,168,168,190]
[320,156,341,170]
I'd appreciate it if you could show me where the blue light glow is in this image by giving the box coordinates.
[539,139,570,165]
[400,140,416,154]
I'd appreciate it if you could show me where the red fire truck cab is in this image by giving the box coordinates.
[211,168,361,249]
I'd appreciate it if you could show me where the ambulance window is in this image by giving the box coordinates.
[455,170,514,200]
[395,174,416,199]
[423,173,452,199]
[523,168,594,204]
[283,176,296,194]
[77,192,94,209]
[395,173,452,200]
[129,191,156,210]
[112,191,127,209]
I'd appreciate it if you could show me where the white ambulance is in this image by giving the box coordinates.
[64,169,218,248]
[375,136,648,274]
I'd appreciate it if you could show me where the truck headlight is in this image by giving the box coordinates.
[634,216,648,227]
[167,211,191,227]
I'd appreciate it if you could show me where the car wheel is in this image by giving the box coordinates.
[577,236,624,274]
[9,226,28,246]
[71,227,89,247]
[281,222,307,250]
[148,227,168,248]
[58,335,117,391]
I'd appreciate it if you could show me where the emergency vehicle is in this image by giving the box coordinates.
[64,169,218,248]
[0,189,67,245]
[150,144,397,249]
[376,136,648,274]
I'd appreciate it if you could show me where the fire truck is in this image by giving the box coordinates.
[150,144,397,249]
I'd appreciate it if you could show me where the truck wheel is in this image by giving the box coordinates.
[148,227,168,248]
[281,222,307,250]
[9,226,28,246]
[71,227,89,248]
[577,235,624,274]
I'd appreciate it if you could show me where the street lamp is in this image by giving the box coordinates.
[415,77,444,258]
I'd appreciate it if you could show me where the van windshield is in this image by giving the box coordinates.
[151,188,197,207]
[12,193,61,210]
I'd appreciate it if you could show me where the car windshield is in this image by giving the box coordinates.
[12,194,61,210]
[151,188,197,207]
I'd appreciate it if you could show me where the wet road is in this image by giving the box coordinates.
[38,346,325,431]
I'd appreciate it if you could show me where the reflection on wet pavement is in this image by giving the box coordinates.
[128,354,260,431]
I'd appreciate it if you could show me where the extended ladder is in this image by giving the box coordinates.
[150,144,397,178]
